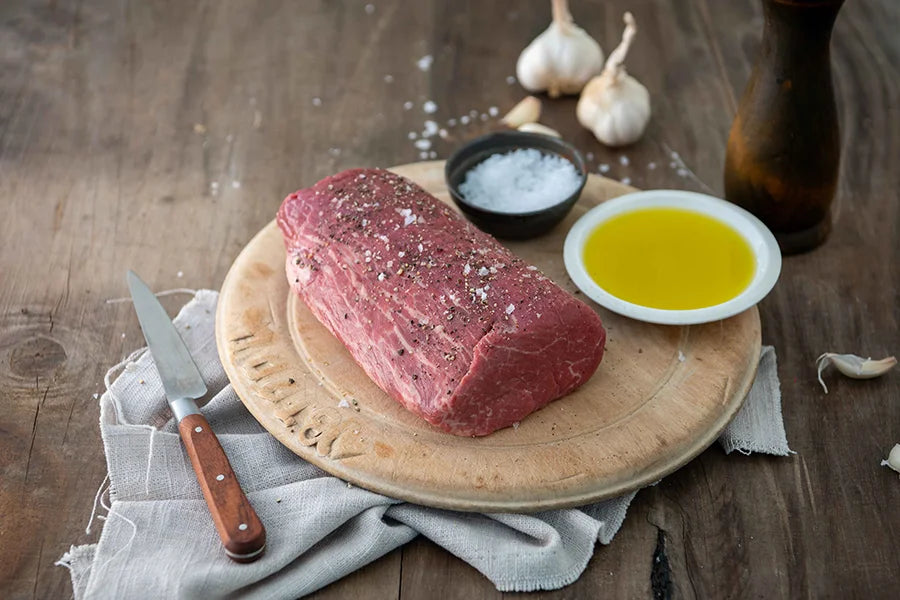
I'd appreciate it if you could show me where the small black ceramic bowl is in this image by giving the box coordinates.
[444,131,587,240]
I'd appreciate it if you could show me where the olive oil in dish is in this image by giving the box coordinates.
[583,207,755,310]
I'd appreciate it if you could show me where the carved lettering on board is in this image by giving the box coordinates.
[228,317,371,461]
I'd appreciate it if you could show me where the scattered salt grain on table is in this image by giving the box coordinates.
[423,100,438,114]
[619,155,629,166]
[488,106,499,117]
[407,131,417,140]
[422,120,439,137]
[598,163,610,173]
[460,115,471,125]
[458,149,581,214]
[620,177,632,185]
[403,101,414,110]
[365,3,375,15]
[506,75,516,85]
[383,74,393,83]
[414,139,431,150]
[312,97,322,107]
[416,54,433,71]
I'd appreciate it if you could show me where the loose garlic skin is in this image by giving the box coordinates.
[577,12,650,147]
[516,0,604,98]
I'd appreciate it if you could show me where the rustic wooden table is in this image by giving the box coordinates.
[2,1,898,598]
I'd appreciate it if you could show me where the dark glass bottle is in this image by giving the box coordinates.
[724,0,844,254]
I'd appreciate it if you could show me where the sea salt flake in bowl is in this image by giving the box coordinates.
[445,131,587,239]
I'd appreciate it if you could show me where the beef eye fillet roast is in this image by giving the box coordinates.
[277,168,606,436]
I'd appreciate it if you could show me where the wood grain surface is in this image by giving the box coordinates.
[217,163,761,512]
[1,0,897,598]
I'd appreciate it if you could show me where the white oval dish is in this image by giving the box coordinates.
[564,190,782,325]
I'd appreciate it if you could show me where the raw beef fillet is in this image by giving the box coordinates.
[277,168,606,436]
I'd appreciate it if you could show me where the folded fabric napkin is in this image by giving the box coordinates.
[58,290,792,598]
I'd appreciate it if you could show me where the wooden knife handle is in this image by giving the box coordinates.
[178,413,266,562]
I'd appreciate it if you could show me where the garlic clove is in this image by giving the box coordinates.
[815,352,897,393]
[501,96,542,128]
[517,122,562,138]
[516,0,604,98]
[880,443,900,479]
[576,12,650,147]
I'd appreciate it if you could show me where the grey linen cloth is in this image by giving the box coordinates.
[57,290,791,598]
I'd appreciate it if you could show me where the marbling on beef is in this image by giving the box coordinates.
[277,168,605,436]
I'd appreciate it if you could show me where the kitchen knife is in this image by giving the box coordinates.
[127,270,266,563]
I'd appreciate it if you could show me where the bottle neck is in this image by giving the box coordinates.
[761,0,843,59]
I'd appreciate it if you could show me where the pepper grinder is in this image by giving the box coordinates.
[724,0,844,254]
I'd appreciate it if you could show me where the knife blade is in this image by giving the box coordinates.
[126,270,207,421]
[127,270,266,562]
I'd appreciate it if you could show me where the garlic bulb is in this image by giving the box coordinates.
[576,12,650,147]
[501,96,542,128]
[516,0,604,98]
[517,122,562,138]
[815,353,897,393]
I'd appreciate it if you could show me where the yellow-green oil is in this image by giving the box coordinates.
[583,208,755,310]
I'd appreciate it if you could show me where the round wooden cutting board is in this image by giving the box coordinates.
[216,161,761,512]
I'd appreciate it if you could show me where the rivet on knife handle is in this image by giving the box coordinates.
[178,413,266,562]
